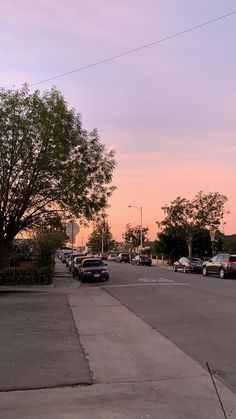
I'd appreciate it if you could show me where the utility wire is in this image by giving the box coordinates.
[29,10,236,87]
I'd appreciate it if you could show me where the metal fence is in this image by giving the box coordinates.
[0,260,53,285]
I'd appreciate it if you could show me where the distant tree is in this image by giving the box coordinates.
[157,191,228,257]
[0,85,116,267]
[123,223,149,249]
[109,239,120,252]
[222,235,236,253]
[87,219,113,253]
[152,231,187,264]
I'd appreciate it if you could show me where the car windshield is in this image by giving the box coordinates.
[75,257,87,264]
[83,260,103,267]
[229,256,236,262]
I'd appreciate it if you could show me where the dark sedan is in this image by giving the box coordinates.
[79,258,109,282]
[173,257,203,273]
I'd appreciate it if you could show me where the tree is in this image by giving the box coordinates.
[0,85,116,267]
[157,191,228,257]
[152,232,187,264]
[123,223,149,249]
[87,219,113,253]
[222,235,236,253]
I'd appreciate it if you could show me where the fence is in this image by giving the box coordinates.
[0,260,54,285]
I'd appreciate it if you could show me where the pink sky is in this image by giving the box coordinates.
[1,1,236,244]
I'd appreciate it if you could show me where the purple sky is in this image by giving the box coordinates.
[2,1,236,243]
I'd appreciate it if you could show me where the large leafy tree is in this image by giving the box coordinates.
[153,227,213,264]
[157,191,228,257]
[87,218,113,253]
[123,223,149,249]
[0,85,116,267]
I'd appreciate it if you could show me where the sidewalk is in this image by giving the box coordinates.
[1,260,236,418]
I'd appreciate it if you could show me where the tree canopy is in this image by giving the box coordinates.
[87,218,113,253]
[157,191,228,257]
[0,85,116,266]
[123,223,149,249]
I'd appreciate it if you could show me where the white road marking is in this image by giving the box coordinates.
[104,283,190,288]
[139,277,174,283]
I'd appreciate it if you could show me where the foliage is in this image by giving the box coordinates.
[87,219,113,253]
[222,235,236,253]
[152,232,187,263]
[35,229,68,265]
[123,223,149,248]
[0,85,116,267]
[157,191,228,257]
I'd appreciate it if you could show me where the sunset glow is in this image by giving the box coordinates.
[2,1,236,245]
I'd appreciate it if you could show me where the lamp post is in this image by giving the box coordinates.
[128,205,143,250]
[101,216,106,254]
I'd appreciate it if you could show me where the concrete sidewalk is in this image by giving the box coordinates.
[1,260,236,418]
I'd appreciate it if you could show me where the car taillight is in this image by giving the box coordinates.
[228,261,236,266]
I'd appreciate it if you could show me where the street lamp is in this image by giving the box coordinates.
[128,205,143,250]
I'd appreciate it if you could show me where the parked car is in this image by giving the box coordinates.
[79,258,109,282]
[116,253,130,263]
[108,253,117,261]
[99,254,108,264]
[202,253,236,279]
[65,253,72,267]
[68,253,87,271]
[131,254,152,266]
[173,257,203,273]
[61,250,71,263]
[72,256,90,276]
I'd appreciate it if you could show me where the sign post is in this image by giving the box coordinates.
[66,221,80,276]
[209,228,216,257]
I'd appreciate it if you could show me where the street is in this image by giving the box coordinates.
[83,261,236,394]
[1,259,236,418]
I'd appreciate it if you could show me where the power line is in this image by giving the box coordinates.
[29,10,236,87]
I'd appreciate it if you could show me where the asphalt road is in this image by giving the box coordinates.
[82,260,236,394]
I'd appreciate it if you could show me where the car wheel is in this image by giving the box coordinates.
[219,268,225,279]
[202,266,208,276]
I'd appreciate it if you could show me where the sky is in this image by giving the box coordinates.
[1,0,236,245]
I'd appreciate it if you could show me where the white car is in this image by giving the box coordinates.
[108,253,117,261]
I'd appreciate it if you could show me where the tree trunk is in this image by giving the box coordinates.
[0,238,13,268]
[187,240,193,258]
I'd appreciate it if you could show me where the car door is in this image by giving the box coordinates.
[210,255,222,274]
[206,255,218,274]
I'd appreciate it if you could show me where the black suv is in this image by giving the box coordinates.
[202,253,236,279]
[116,253,130,263]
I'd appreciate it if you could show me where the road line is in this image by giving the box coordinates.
[104,283,190,288]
